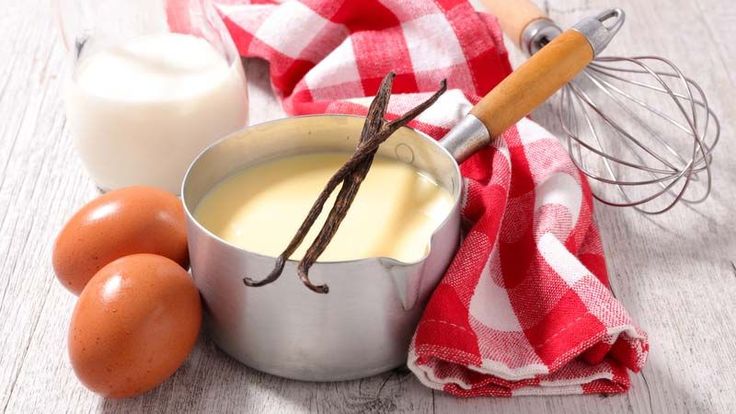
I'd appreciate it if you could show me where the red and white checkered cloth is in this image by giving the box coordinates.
[170,0,648,397]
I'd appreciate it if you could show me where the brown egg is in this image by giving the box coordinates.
[69,254,202,399]
[53,186,188,295]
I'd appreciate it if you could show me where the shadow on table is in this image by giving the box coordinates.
[98,334,418,413]
[99,333,716,414]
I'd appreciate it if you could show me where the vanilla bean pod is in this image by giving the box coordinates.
[291,74,394,293]
[243,73,395,288]
[244,72,447,293]
[296,82,447,293]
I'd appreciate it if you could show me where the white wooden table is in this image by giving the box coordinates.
[2,0,735,412]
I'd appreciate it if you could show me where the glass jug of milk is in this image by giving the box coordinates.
[57,0,248,193]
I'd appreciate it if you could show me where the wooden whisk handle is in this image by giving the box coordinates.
[480,0,549,48]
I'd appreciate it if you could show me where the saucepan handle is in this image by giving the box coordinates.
[439,9,623,163]
[471,29,592,138]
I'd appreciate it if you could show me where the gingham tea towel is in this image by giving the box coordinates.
[170,0,649,397]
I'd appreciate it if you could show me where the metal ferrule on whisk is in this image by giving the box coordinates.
[520,18,561,56]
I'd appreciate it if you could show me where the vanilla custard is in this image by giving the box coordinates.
[194,153,454,262]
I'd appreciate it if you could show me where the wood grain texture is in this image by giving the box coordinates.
[1,0,734,413]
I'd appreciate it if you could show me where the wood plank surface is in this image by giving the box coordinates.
[0,0,734,412]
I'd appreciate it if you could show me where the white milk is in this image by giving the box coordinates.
[65,33,248,193]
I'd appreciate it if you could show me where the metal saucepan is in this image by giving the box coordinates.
[181,12,621,381]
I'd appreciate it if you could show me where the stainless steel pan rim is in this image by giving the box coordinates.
[181,113,463,268]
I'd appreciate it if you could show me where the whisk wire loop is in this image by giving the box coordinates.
[556,51,719,214]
